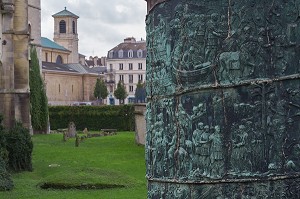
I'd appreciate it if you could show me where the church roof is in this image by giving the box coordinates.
[52,7,79,19]
[42,62,80,73]
[42,62,105,76]
[41,37,71,52]
[67,63,96,74]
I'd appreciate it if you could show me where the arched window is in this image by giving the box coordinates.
[137,49,143,58]
[59,20,66,33]
[72,21,76,34]
[118,50,123,58]
[56,55,63,64]
[128,50,133,58]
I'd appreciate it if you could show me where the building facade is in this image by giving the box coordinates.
[52,7,79,64]
[41,8,104,105]
[0,0,40,129]
[106,37,146,105]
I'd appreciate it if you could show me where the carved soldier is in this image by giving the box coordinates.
[208,125,224,178]
[194,125,211,175]
[232,125,251,173]
[205,13,222,63]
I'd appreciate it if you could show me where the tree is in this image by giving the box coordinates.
[134,81,146,103]
[29,47,49,134]
[93,78,108,104]
[114,81,128,104]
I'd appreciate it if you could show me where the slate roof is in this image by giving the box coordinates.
[52,7,79,19]
[107,40,147,59]
[67,63,96,74]
[89,66,107,74]
[41,37,71,52]
[85,59,102,67]
[42,62,79,73]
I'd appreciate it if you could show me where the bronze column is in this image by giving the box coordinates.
[145,0,300,198]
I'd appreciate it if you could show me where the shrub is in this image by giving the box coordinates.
[0,116,13,191]
[0,157,13,191]
[5,122,33,172]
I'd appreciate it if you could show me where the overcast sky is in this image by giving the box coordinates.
[41,0,147,58]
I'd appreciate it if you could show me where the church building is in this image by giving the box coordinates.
[41,7,104,105]
[0,0,41,129]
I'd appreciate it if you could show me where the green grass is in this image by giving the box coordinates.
[0,132,147,199]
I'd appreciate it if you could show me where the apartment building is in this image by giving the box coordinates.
[106,37,146,105]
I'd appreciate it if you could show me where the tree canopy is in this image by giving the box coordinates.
[114,81,128,104]
[134,81,146,103]
[29,47,49,133]
[93,78,108,104]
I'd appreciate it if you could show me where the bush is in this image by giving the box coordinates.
[0,116,13,191]
[0,157,13,191]
[5,122,33,172]
[49,105,135,131]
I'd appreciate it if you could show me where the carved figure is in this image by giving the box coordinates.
[208,125,224,178]
[205,13,222,64]
[192,124,211,176]
[231,125,251,173]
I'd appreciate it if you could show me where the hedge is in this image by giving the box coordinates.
[49,105,135,131]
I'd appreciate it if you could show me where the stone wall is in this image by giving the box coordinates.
[43,71,98,105]
[0,0,31,129]
[134,103,146,145]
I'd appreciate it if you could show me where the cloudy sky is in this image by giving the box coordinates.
[41,0,147,57]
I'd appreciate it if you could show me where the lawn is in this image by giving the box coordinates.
[0,132,147,199]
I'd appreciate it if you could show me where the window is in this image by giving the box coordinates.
[56,55,63,64]
[109,64,113,72]
[137,49,143,58]
[59,84,61,93]
[59,20,66,33]
[128,97,135,104]
[119,75,124,82]
[109,51,114,58]
[45,52,48,62]
[128,50,133,58]
[119,63,123,70]
[118,50,123,58]
[138,63,143,70]
[129,63,133,70]
[138,74,143,82]
[129,75,133,83]
[129,85,134,92]
[72,21,76,34]
[28,24,32,40]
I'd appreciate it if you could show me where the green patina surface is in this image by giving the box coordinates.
[146,0,300,198]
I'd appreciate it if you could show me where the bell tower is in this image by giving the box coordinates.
[52,7,79,63]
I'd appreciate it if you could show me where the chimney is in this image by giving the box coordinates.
[124,37,136,43]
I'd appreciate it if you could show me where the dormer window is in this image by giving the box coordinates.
[109,51,114,58]
[59,20,66,33]
[137,49,143,58]
[128,50,133,58]
[118,50,123,58]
